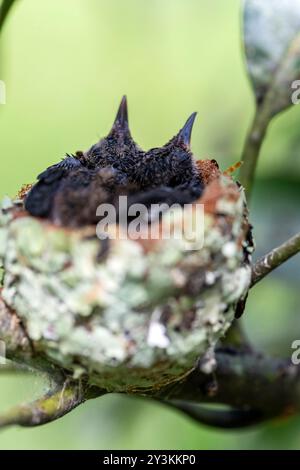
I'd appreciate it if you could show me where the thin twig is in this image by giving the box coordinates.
[251,232,300,287]
[239,107,270,201]
[0,360,31,374]
[0,379,99,428]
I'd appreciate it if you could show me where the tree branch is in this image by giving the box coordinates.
[239,107,270,200]
[0,377,102,429]
[156,348,300,425]
[251,232,300,287]
[2,250,300,430]
[164,401,263,429]
[0,293,32,361]
[0,294,105,429]
[2,286,300,429]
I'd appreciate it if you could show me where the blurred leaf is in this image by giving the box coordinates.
[0,0,17,34]
[244,0,300,116]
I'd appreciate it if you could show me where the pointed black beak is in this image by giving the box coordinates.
[176,112,197,148]
[113,95,129,130]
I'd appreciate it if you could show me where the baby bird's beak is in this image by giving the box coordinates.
[175,112,197,149]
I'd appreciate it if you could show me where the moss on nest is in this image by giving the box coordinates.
[0,174,252,392]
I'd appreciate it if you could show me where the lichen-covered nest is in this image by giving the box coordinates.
[0,165,252,392]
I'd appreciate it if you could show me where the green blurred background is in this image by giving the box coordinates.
[0,0,299,449]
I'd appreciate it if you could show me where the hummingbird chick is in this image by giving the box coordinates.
[25,96,204,228]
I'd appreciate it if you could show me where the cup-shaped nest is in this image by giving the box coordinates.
[0,161,252,393]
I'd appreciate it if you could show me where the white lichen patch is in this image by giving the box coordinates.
[0,175,252,392]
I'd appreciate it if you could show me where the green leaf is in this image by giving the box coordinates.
[244,0,300,116]
[0,0,17,34]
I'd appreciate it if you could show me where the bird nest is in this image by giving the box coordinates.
[0,98,253,393]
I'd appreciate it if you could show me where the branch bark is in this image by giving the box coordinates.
[0,376,103,429]
[251,232,300,287]
[156,347,300,426]
[239,107,270,200]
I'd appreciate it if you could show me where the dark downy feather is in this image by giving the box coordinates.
[25,97,204,227]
